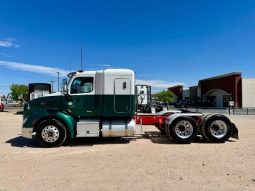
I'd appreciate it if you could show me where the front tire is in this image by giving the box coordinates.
[36,119,67,148]
[168,116,198,144]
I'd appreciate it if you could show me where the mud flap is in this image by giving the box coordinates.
[231,123,239,140]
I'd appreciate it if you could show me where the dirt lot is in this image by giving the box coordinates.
[0,111,254,191]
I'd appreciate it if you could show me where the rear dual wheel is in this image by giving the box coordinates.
[201,115,233,143]
[168,117,198,144]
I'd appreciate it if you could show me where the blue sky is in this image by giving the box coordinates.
[0,0,255,95]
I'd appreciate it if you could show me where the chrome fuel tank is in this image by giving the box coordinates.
[102,119,135,137]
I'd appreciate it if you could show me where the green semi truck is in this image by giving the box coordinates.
[22,69,136,147]
[22,68,238,147]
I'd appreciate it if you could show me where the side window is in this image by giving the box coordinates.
[70,77,94,94]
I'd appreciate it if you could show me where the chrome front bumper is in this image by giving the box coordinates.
[22,128,33,139]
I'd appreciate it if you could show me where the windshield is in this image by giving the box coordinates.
[67,76,71,86]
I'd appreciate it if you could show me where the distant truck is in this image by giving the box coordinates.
[6,93,20,107]
[136,85,164,113]
[21,69,238,147]
[29,83,51,101]
[136,85,152,112]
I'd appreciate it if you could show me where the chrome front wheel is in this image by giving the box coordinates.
[41,125,60,143]
[36,119,67,148]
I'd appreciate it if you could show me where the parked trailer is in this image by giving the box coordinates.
[21,69,238,147]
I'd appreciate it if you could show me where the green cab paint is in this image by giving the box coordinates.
[23,95,76,138]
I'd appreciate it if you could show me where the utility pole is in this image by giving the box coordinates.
[57,72,61,92]
[49,80,55,92]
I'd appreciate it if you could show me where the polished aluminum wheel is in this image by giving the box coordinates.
[174,120,194,139]
[209,120,228,139]
[41,125,60,143]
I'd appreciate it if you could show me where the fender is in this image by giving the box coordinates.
[165,113,204,127]
[22,109,76,138]
[164,113,203,136]
[231,123,239,139]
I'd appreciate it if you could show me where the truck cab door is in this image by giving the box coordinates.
[114,78,131,113]
[68,76,96,117]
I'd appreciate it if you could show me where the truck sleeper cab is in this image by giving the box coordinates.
[22,69,136,147]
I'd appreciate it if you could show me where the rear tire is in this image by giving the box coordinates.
[146,106,151,113]
[201,115,233,143]
[159,128,166,135]
[168,116,198,144]
[36,119,67,148]
[139,106,144,113]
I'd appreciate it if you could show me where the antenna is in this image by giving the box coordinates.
[80,45,83,70]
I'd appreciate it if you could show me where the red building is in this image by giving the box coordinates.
[198,72,242,107]
[167,72,247,108]
[168,85,183,100]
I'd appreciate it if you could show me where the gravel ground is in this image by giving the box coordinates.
[0,112,255,191]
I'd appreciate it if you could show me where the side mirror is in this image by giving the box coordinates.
[62,79,68,93]
[18,94,29,108]
[18,94,23,100]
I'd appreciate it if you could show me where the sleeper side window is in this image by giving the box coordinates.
[70,77,94,94]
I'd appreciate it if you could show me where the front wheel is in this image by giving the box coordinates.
[168,116,198,144]
[36,119,67,148]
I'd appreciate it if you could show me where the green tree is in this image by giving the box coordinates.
[10,84,28,101]
[154,90,177,103]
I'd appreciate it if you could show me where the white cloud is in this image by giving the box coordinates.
[136,79,184,89]
[0,60,185,92]
[1,53,13,58]
[98,64,111,67]
[0,60,69,77]
[136,79,185,94]
[0,38,20,48]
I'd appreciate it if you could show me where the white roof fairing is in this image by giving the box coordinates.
[103,69,135,76]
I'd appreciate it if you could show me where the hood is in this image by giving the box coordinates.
[24,94,67,117]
